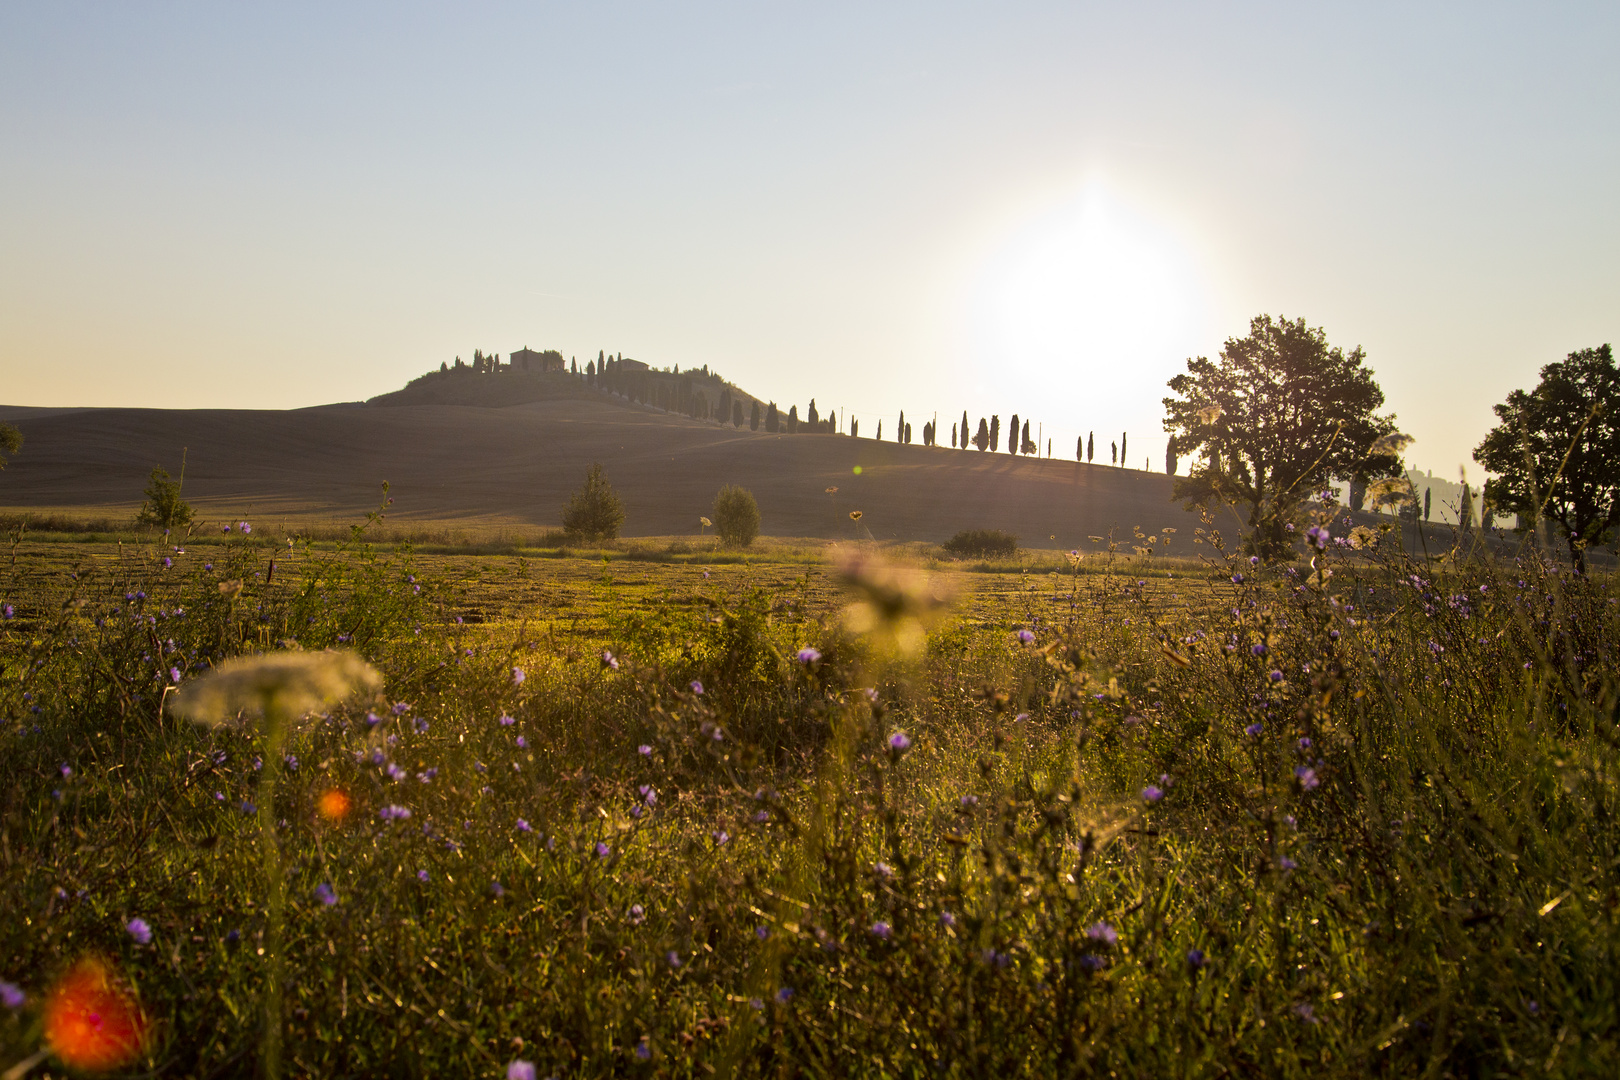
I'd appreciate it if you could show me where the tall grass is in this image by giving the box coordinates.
[0,502,1614,1077]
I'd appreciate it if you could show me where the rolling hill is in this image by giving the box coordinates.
[0,385,1200,545]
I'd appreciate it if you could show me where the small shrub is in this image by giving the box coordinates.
[135,465,194,530]
[941,528,1018,558]
[712,485,760,547]
[561,463,625,540]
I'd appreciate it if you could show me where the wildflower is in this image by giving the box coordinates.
[511,667,525,686]
[314,883,337,906]
[796,647,821,664]
[379,805,411,821]
[629,904,645,925]
[168,666,182,683]
[774,985,798,1005]
[1186,948,1206,969]
[1232,574,1244,584]
[887,731,912,754]
[1,605,11,619]
[42,957,150,1071]
[516,819,532,833]
[125,918,152,945]
[601,650,619,670]
[418,869,429,882]
[873,862,894,879]
[595,842,611,859]
[1268,669,1284,683]
[162,557,173,568]
[755,924,770,940]
[1244,722,1263,737]
[508,1061,537,1080]
[238,522,252,534]
[1086,922,1117,945]
[639,785,657,805]
[1141,785,1164,803]
[1016,629,1035,644]
[870,921,892,939]
[634,1041,652,1061]
[1293,1002,1318,1024]
[500,713,515,725]
[490,881,505,898]
[1306,525,1330,550]
[1295,766,1319,791]
[1297,737,1312,750]
[0,981,23,1010]
[316,788,351,822]
[938,911,957,929]
[240,800,256,814]
[1279,856,1298,871]
[1251,643,1267,656]
[515,735,527,749]
[169,651,382,730]
[689,680,704,695]
[713,830,730,845]
[666,950,682,968]
[638,744,652,756]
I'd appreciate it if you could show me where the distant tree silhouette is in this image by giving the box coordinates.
[1111,441,1118,465]
[961,411,969,451]
[1424,486,1432,521]
[877,420,883,441]
[1008,414,1019,454]
[1349,476,1366,511]
[904,422,912,444]
[750,401,761,430]
[1087,431,1094,463]
[766,402,780,433]
[440,361,448,373]
[562,463,625,541]
[1021,419,1031,455]
[719,388,733,424]
[951,422,958,448]
[0,422,21,471]
[990,416,1001,453]
[732,400,744,428]
[1459,483,1475,530]
[898,410,905,443]
[1166,441,1179,476]
[851,418,859,438]
[1077,436,1083,461]
[974,417,989,450]
[808,399,820,428]
[787,405,799,433]
[1121,432,1128,467]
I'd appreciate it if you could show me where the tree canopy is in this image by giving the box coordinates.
[1163,314,1399,561]
[561,463,625,541]
[0,422,20,470]
[1474,344,1620,573]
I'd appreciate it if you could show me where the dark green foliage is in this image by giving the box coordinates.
[1166,441,1178,475]
[940,528,1019,557]
[1087,431,1094,462]
[787,405,799,434]
[732,400,744,428]
[961,411,969,451]
[989,415,1000,452]
[750,401,761,431]
[0,422,21,469]
[765,402,779,433]
[1120,431,1127,466]
[1164,314,1400,561]
[712,484,761,547]
[1009,414,1019,454]
[1474,344,1620,572]
[135,464,195,530]
[1077,436,1084,461]
[807,400,819,429]
[561,463,625,540]
[974,417,989,450]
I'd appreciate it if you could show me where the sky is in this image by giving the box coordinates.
[1,2,1615,483]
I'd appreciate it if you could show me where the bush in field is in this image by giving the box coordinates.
[135,464,194,530]
[561,462,625,540]
[712,484,760,547]
[941,528,1018,558]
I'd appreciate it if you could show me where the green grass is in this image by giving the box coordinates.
[0,504,1616,1077]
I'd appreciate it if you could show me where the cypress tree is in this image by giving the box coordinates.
[766,402,779,433]
[1008,414,1019,454]
[732,400,744,427]
[851,418,859,438]
[1087,432,1094,463]
[1424,486,1432,521]
[750,401,761,431]
[1077,436,1083,461]
[905,422,912,443]
[898,410,905,442]
[1459,483,1474,530]
[975,417,989,450]
[1121,432,1127,466]
[808,399,820,428]
[1021,419,1030,454]
[990,415,1000,452]
[877,420,882,441]
[1111,441,1117,465]
[952,422,957,448]
[961,411,969,451]
[787,405,799,433]
[1166,441,1178,476]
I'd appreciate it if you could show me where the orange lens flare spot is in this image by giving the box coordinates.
[43,957,150,1071]
[316,788,352,822]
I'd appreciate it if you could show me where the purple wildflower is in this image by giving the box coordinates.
[507,1061,537,1080]
[1244,722,1263,737]
[418,869,429,882]
[595,841,611,859]
[689,680,704,695]
[1295,766,1319,791]
[1086,922,1118,945]
[1268,669,1284,683]
[169,666,181,682]
[126,917,152,944]
[639,785,657,805]
[939,911,957,929]
[0,981,23,1010]
[1141,785,1164,803]
[775,987,795,1004]
[870,921,892,939]
[602,650,619,670]
[314,883,337,907]
[511,667,525,685]
[515,736,527,749]
[638,744,652,756]
[1186,948,1206,969]
[797,647,821,664]
[162,557,173,568]
[516,819,532,833]
[1016,629,1035,644]
[239,522,251,534]
[666,950,682,968]
[379,804,412,821]
[1306,525,1329,550]
[635,1042,651,1061]
[499,713,515,726]
[1279,856,1298,871]
[629,904,645,925]
[887,731,912,753]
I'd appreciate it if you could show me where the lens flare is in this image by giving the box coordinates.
[43,957,150,1071]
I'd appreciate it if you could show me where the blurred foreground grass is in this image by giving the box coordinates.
[0,508,1615,1077]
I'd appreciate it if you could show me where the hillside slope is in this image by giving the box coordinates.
[0,398,1198,543]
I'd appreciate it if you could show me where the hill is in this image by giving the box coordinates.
[0,395,1198,544]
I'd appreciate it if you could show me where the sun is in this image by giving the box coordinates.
[967,181,1208,416]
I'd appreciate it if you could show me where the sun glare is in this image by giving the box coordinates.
[967,182,1208,419]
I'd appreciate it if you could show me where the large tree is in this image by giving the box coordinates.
[1474,344,1620,573]
[1163,314,1399,561]
[0,422,20,469]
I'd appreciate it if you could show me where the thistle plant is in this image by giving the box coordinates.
[168,650,380,1080]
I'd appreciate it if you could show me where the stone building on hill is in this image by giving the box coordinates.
[510,347,565,373]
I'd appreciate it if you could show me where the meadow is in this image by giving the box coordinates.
[0,503,1615,1078]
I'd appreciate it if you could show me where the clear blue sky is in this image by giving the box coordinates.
[2,2,1614,483]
